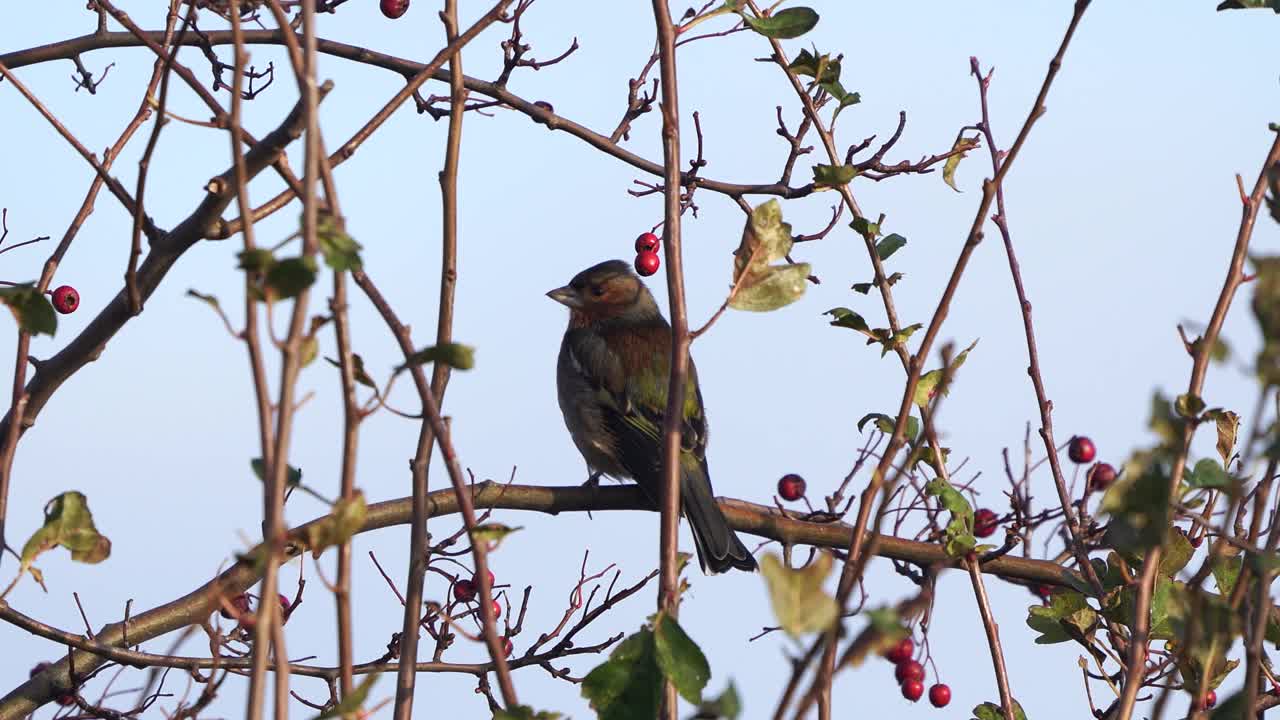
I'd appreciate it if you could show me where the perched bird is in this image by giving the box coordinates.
[547,259,757,574]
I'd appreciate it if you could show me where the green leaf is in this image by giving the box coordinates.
[316,214,363,271]
[582,628,661,720]
[0,284,57,337]
[300,335,319,369]
[20,492,111,579]
[826,85,861,122]
[1175,392,1206,419]
[812,163,858,188]
[925,478,976,558]
[250,458,304,487]
[1026,589,1096,645]
[395,343,476,373]
[313,674,376,719]
[856,413,920,443]
[1101,453,1173,552]
[694,681,741,719]
[1211,553,1242,595]
[1149,391,1182,447]
[1185,458,1231,489]
[875,234,907,261]
[826,307,870,335]
[760,552,838,638]
[972,700,1027,720]
[302,491,368,558]
[1211,691,1248,720]
[729,202,809,313]
[470,523,522,549]
[787,49,840,84]
[652,611,709,704]
[914,339,979,407]
[266,256,318,300]
[729,263,810,312]
[237,248,275,273]
[850,216,880,238]
[734,199,793,274]
[1217,0,1280,10]
[870,323,923,358]
[943,135,980,192]
[1161,528,1195,576]
[743,7,819,38]
[851,282,872,295]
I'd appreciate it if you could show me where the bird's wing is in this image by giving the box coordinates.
[591,323,708,484]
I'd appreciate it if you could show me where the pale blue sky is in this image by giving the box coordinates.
[1,2,1278,718]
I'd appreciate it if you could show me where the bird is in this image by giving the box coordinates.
[547,259,757,574]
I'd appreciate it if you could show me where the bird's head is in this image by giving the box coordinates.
[546,259,659,326]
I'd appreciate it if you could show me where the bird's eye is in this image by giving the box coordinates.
[590,285,606,297]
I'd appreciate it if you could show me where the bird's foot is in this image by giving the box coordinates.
[583,471,603,519]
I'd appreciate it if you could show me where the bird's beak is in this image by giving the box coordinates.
[546,285,583,309]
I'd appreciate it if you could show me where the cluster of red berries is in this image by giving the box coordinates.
[453,572,504,621]
[634,233,661,277]
[51,285,79,314]
[884,638,950,707]
[1069,435,1118,493]
[777,473,806,502]
[28,663,75,707]
[380,0,410,18]
[452,570,514,656]
[219,592,291,630]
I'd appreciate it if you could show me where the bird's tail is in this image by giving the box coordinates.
[681,464,757,574]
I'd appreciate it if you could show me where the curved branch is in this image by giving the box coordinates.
[0,30,814,206]
[0,482,1081,719]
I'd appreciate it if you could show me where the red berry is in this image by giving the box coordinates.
[476,570,495,588]
[502,637,513,657]
[54,694,75,707]
[453,578,477,603]
[885,637,914,665]
[1033,584,1055,601]
[222,593,252,620]
[29,662,50,679]
[635,232,660,253]
[973,508,999,538]
[1089,462,1117,491]
[928,683,951,708]
[1192,690,1217,710]
[278,593,292,622]
[492,599,502,619]
[51,285,79,314]
[1189,533,1204,548]
[777,473,806,502]
[894,659,924,685]
[1068,435,1096,464]
[380,0,410,18]
[635,251,660,277]
[901,679,924,702]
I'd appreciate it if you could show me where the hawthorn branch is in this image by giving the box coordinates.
[647,3,688,716]
[0,29,815,238]
[0,483,1085,719]
[971,55,1104,599]
[1114,126,1280,720]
